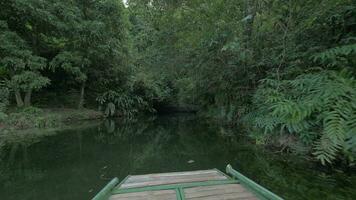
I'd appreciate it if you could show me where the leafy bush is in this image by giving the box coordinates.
[247,70,356,165]
[0,83,9,122]
[21,107,44,116]
[5,107,60,129]
[0,83,9,109]
[34,115,60,128]
[312,44,356,67]
[132,72,172,104]
[97,90,153,118]
[0,112,7,123]
[6,113,35,129]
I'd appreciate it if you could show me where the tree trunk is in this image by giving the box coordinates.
[244,0,256,46]
[78,81,86,109]
[24,89,32,107]
[14,89,24,107]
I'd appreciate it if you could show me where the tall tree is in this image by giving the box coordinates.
[0,21,49,107]
[51,0,132,109]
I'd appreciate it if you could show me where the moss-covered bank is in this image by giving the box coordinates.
[0,107,103,132]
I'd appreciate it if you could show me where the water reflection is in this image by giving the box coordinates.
[0,114,355,200]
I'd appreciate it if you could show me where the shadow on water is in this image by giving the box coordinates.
[0,114,355,200]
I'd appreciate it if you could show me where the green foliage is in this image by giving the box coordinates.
[34,115,60,128]
[0,20,49,106]
[8,106,61,129]
[5,107,45,129]
[21,106,44,116]
[132,72,172,104]
[46,0,133,108]
[2,107,102,129]
[0,83,9,112]
[50,51,88,83]
[248,70,356,165]
[0,113,7,124]
[97,90,152,118]
[1,0,133,108]
[241,1,356,165]
[0,81,9,122]
[312,43,356,67]
[9,71,50,91]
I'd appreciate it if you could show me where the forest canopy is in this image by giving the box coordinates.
[0,0,355,165]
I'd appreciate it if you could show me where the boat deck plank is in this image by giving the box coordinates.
[109,190,177,200]
[184,184,258,200]
[120,169,228,189]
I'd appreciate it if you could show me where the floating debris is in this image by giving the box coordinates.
[188,160,195,164]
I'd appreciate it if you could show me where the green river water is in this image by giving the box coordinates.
[0,114,355,200]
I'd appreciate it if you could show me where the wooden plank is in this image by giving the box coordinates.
[184,184,248,198]
[125,170,222,182]
[185,184,245,193]
[120,175,227,189]
[185,191,256,200]
[112,180,239,195]
[109,190,176,200]
[120,169,228,189]
[111,190,175,198]
[110,194,176,200]
[125,172,225,184]
[184,184,258,200]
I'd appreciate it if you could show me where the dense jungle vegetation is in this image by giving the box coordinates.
[0,0,355,166]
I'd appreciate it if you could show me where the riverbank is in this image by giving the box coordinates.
[0,107,103,132]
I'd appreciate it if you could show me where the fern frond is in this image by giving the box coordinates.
[312,44,356,66]
[313,135,341,165]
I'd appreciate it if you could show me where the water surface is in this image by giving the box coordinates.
[0,114,355,200]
